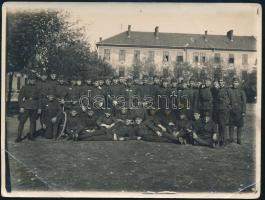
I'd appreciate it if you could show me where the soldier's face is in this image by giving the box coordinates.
[163,82,168,87]
[88,111,94,117]
[113,79,119,84]
[165,110,171,115]
[48,95,55,101]
[50,74,56,80]
[127,81,132,86]
[154,78,160,84]
[213,81,219,89]
[179,114,186,120]
[105,80,111,85]
[219,81,225,87]
[149,109,156,115]
[172,82,177,87]
[126,119,131,125]
[143,79,148,84]
[233,81,239,88]
[71,80,76,85]
[121,108,127,114]
[205,116,210,123]
[94,81,99,87]
[105,113,111,118]
[206,80,212,87]
[135,118,142,124]
[86,80,92,85]
[41,75,47,81]
[76,80,82,86]
[30,79,36,85]
[99,80,104,86]
[194,113,200,120]
[183,83,188,88]
[71,111,77,116]
[189,81,195,87]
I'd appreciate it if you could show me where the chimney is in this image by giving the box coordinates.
[99,37,102,42]
[127,25,131,38]
[154,26,159,39]
[204,30,208,41]
[227,30,234,41]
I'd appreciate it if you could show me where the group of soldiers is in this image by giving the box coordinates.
[16,70,247,148]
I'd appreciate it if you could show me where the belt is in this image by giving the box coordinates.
[24,97,37,100]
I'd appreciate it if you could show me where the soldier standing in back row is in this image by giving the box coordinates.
[213,78,231,146]
[16,74,41,142]
[198,78,213,119]
[228,77,247,144]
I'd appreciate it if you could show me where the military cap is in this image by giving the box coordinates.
[233,76,239,82]
[204,111,211,117]
[28,73,36,80]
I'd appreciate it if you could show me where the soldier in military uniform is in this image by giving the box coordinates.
[64,105,85,141]
[198,78,213,119]
[213,78,231,146]
[168,109,192,144]
[228,77,247,144]
[114,107,137,140]
[36,72,50,130]
[191,112,218,148]
[138,108,172,143]
[16,74,41,142]
[76,109,107,141]
[42,94,62,139]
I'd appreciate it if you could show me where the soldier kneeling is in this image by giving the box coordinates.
[42,94,62,139]
[191,112,218,148]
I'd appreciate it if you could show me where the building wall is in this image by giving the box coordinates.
[98,45,257,76]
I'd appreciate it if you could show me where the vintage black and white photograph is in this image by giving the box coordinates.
[1,2,261,198]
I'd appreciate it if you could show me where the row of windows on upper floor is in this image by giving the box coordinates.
[103,49,249,65]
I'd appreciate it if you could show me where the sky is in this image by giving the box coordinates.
[5,2,261,50]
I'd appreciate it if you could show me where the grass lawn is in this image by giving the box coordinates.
[4,104,257,193]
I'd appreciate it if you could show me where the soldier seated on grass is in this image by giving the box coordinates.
[168,110,192,145]
[191,112,218,148]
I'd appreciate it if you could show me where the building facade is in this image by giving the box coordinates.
[96,26,257,77]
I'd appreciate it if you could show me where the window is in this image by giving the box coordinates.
[119,66,125,77]
[193,52,199,63]
[242,54,248,65]
[148,51,155,62]
[17,76,21,90]
[200,53,206,63]
[119,50,126,61]
[163,51,170,62]
[134,50,140,63]
[228,54,234,64]
[103,49,110,61]
[163,68,169,77]
[214,53,221,63]
[176,52,184,63]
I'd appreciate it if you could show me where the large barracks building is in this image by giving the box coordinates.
[96,25,257,77]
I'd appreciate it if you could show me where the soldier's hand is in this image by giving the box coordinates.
[193,132,198,139]
[51,117,57,123]
[72,100,78,105]
[81,106,86,112]
[137,136,142,140]
[173,131,180,137]
[212,133,218,141]
[156,131,162,137]
[242,113,246,117]
[19,107,25,113]
[113,100,118,106]
[37,109,42,114]
[43,124,47,130]
[60,99,65,104]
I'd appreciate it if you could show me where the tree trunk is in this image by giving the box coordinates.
[7,72,14,110]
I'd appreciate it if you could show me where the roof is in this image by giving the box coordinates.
[96,31,256,51]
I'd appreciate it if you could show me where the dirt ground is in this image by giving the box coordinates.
[4,104,257,193]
